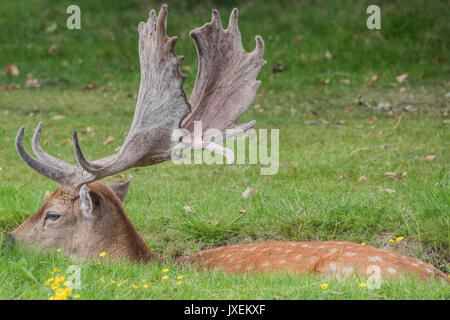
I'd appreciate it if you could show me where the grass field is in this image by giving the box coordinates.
[0,0,449,299]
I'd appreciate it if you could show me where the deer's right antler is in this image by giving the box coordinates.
[16,5,265,193]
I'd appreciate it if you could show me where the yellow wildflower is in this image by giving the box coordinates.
[176,281,182,285]
[161,275,168,280]
[117,283,122,287]
[56,248,61,253]
[74,294,80,299]
[54,288,68,300]
[320,283,328,290]
[99,278,105,282]
[361,242,366,246]
[177,275,183,280]
[132,284,137,289]
[51,281,60,290]
[143,284,149,288]
[49,296,55,300]
[395,236,404,242]
[55,276,65,283]
[162,268,169,273]
[110,280,115,284]
[45,277,54,286]
[99,252,106,257]
[142,279,147,282]
[389,239,395,243]
[64,280,71,287]
[359,282,367,288]
[64,288,72,297]
[51,268,60,274]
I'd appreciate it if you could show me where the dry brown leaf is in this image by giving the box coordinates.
[1,110,9,116]
[103,136,115,145]
[340,79,351,85]
[114,146,121,152]
[382,188,396,193]
[395,74,408,83]
[4,64,19,76]
[242,187,257,199]
[398,87,407,94]
[425,154,436,161]
[86,126,93,133]
[239,209,247,214]
[60,139,72,145]
[321,78,330,85]
[254,104,264,112]
[48,44,59,56]
[25,79,41,88]
[83,83,97,90]
[184,206,193,213]
[52,115,65,120]
[44,138,51,145]
[383,172,397,178]
[358,175,367,182]
[371,74,378,81]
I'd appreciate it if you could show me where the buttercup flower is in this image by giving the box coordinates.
[45,277,54,286]
[359,282,367,288]
[162,268,169,273]
[395,236,404,242]
[176,281,182,285]
[99,252,106,257]
[177,275,183,280]
[161,275,168,280]
[320,283,328,290]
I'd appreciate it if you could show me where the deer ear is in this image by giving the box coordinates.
[105,181,131,202]
[79,184,103,219]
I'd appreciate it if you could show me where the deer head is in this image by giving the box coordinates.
[9,6,264,261]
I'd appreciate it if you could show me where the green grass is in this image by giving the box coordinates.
[0,0,449,299]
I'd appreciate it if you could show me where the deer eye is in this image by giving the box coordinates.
[46,212,61,222]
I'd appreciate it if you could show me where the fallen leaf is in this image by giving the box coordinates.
[1,110,9,116]
[383,188,396,193]
[239,209,247,214]
[254,104,264,112]
[340,79,351,85]
[85,127,93,133]
[398,87,407,94]
[114,146,121,152]
[310,110,319,116]
[184,206,193,213]
[25,79,41,88]
[383,172,407,179]
[181,66,191,72]
[366,115,377,124]
[44,138,50,145]
[425,154,436,161]
[242,187,257,198]
[45,22,57,33]
[103,136,115,145]
[1,83,21,91]
[358,175,367,182]
[339,172,350,179]
[321,78,330,85]
[371,74,378,81]
[324,51,332,59]
[345,106,354,113]
[52,115,65,120]
[60,139,72,145]
[264,177,272,182]
[4,64,19,76]
[48,44,59,56]
[83,83,97,90]
[293,35,303,44]
[395,74,408,83]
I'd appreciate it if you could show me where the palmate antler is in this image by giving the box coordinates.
[15,5,265,194]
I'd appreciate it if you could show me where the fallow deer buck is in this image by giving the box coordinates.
[8,5,447,283]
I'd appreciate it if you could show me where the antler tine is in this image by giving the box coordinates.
[16,126,68,183]
[31,122,76,171]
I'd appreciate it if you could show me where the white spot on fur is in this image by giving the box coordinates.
[275,247,282,251]
[344,252,357,257]
[261,262,270,267]
[294,255,302,261]
[329,263,337,272]
[328,248,337,254]
[412,263,419,267]
[368,256,382,262]
[343,267,354,274]
[301,244,311,248]
[387,267,396,274]
[290,243,297,247]
[279,260,286,264]
[248,246,257,252]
